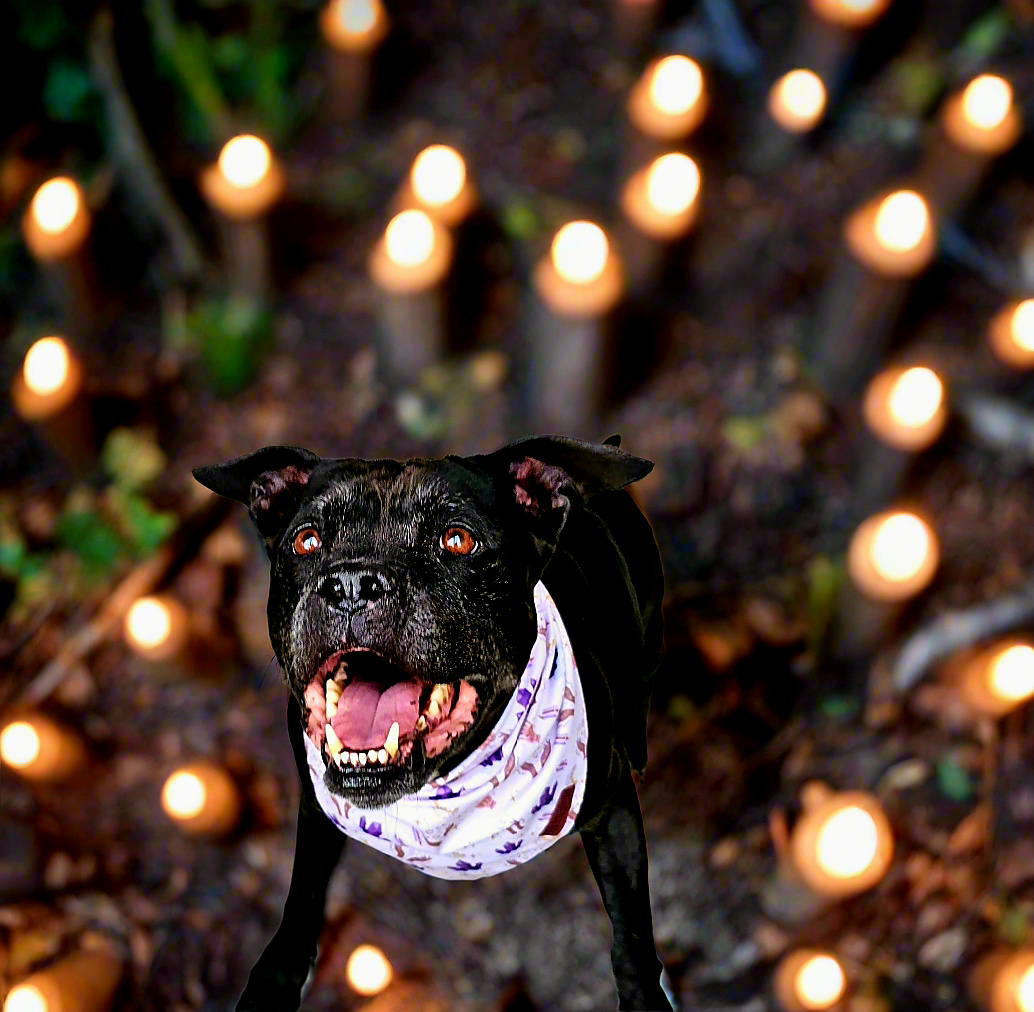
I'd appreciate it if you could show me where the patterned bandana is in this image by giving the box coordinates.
[303,581,589,879]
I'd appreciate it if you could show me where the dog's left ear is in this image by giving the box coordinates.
[468,434,653,557]
[192,445,322,553]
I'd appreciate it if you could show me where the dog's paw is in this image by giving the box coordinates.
[235,943,317,1012]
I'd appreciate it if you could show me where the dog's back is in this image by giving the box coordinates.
[541,487,664,786]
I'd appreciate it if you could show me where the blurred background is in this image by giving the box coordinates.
[3,0,1034,1010]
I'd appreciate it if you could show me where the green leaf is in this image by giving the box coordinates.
[120,493,177,555]
[189,295,273,396]
[55,510,126,576]
[0,536,27,577]
[999,904,1033,947]
[936,757,974,802]
[806,555,842,654]
[211,33,249,71]
[17,0,68,50]
[958,9,1012,65]
[820,694,859,720]
[43,59,96,123]
[101,428,167,490]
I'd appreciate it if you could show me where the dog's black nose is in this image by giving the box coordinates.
[317,567,393,612]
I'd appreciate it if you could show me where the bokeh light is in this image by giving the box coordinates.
[411,145,466,208]
[869,513,932,584]
[649,56,703,117]
[873,191,929,254]
[886,367,943,429]
[645,154,700,217]
[218,135,272,189]
[125,597,174,651]
[794,954,846,1010]
[961,74,1012,132]
[384,209,436,268]
[0,721,42,770]
[551,221,609,285]
[814,805,880,880]
[770,69,827,132]
[23,337,71,397]
[162,770,208,820]
[345,944,393,996]
[2,984,48,1012]
[987,644,1034,704]
[30,178,80,235]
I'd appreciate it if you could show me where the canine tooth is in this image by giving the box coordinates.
[358,752,367,765]
[415,715,427,732]
[349,751,359,765]
[326,698,338,718]
[326,678,341,699]
[368,749,378,763]
[378,748,389,764]
[428,698,440,718]
[384,722,400,758]
[430,684,448,705]
[325,725,343,755]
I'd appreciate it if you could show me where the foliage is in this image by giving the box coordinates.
[935,756,974,802]
[188,294,274,396]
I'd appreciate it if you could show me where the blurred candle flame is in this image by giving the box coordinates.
[346,944,393,996]
[987,644,1034,704]
[162,770,208,820]
[886,366,943,429]
[551,221,609,285]
[125,597,174,651]
[1011,301,1034,352]
[961,74,1013,132]
[649,56,703,117]
[645,153,700,217]
[873,191,930,254]
[411,145,466,208]
[869,512,932,584]
[770,69,827,132]
[815,805,880,879]
[0,721,42,769]
[3,984,48,1012]
[385,210,436,268]
[218,135,272,190]
[335,0,378,34]
[794,954,846,1010]
[23,337,71,397]
[30,178,80,236]
[1016,963,1034,1012]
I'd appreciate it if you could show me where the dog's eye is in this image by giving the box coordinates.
[293,527,322,556]
[441,527,477,556]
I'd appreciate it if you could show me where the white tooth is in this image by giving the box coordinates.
[325,725,343,755]
[358,752,367,765]
[384,722,400,758]
[326,698,337,718]
[431,684,448,705]
[368,749,378,763]
[415,715,427,732]
[326,678,341,699]
[428,698,440,718]
[378,749,389,764]
[349,751,359,765]
[334,751,346,767]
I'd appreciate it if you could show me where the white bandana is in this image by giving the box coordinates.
[303,581,589,879]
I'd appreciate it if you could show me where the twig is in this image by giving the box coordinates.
[958,394,1034,460]
[87,8,206,281]
[16,495,232,707]
[889,576,1034,696]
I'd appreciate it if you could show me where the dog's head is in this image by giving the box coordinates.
[193,435,651,807]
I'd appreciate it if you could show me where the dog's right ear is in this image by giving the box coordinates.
[192,445,322,553]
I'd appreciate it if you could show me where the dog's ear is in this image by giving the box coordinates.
[192,445,322,553]
[469,434,653,558]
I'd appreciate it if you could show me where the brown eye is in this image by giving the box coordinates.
[293,527,321,556]
[442,527,477,556]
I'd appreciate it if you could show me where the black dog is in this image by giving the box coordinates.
[193,434,673,1011]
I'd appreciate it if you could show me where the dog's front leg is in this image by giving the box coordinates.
[580,762,673,1011]
[236,695,346,1012]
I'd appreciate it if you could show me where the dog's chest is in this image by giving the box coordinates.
[303,583,589,879]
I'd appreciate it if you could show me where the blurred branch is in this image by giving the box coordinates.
[14,494,231,707]
[88,8,206,281]
[144,0,234,144]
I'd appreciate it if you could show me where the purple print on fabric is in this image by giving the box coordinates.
[450,860,483,872]
[358,816,382,837]
[531,782,558,815]
[435,785,464,799]
[495,840,523,854]
[516,687,532,707]
[479,746,504,767]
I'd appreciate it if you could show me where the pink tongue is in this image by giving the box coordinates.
[332,679,423,749]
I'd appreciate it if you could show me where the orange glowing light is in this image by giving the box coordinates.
[649,56,704,117]
[645,153,701,217]
[961,75,1013,132]
[125,597,173,651]
[815,805,880,880]
[809,0,891,29]
[162,770,208,820]
[23,337,71,397]
[769,70,827,133]
[218,135,272,189]
[868,512,932,584]
[0,721,42,769]
[335,0,378,33]
[1012,301,1034,351]
[987,644,1034,705]
[886,367,943,429]
[873,191,930,254]
[794,954,846,1010]
[31,178,81,236]
[411,145,466,208]
[2,984,48,1012]
[384,210,436,269]
[345,944,393,996]
[551,222,609,285]
[1015,963,1034,1012]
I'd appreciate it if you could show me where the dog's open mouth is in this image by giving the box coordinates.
[304,649,479,773]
